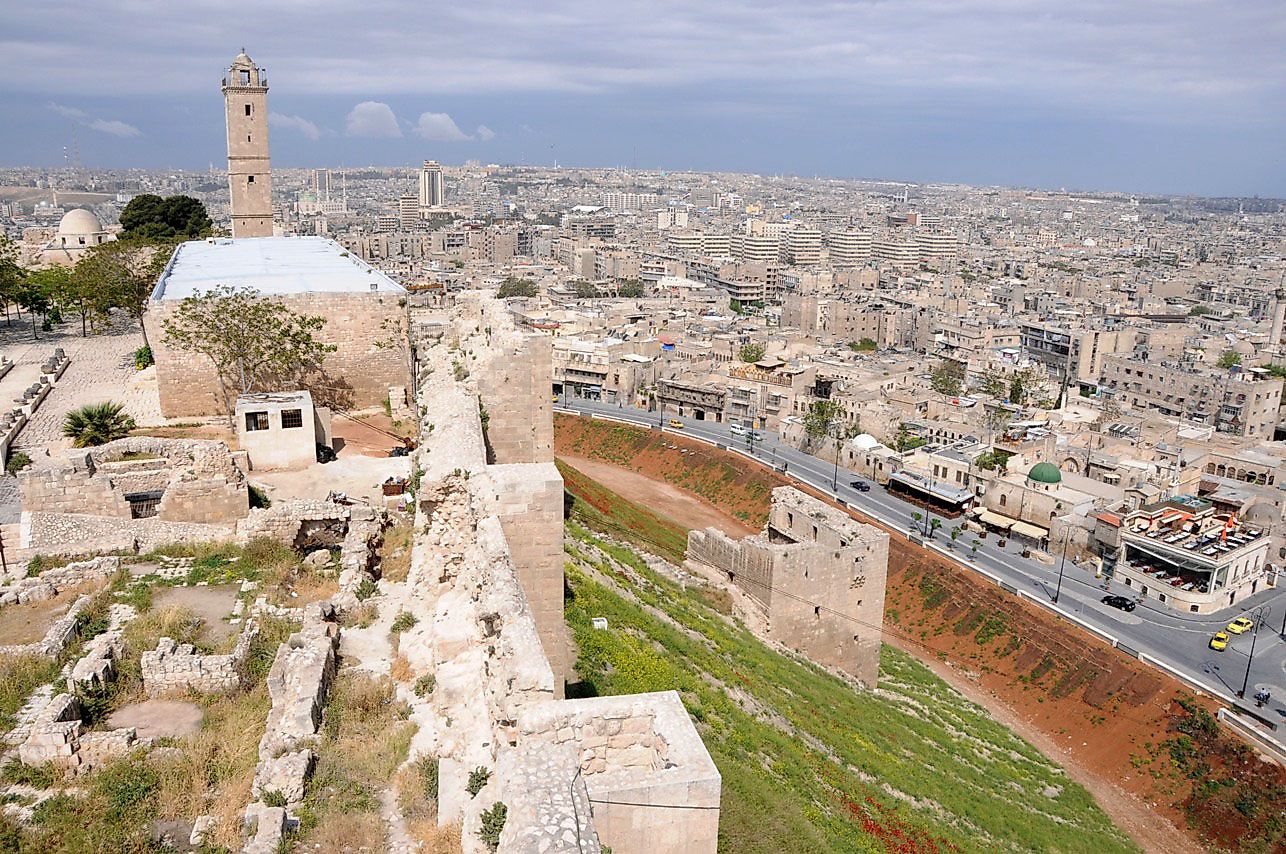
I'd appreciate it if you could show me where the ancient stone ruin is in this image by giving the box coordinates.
[687,485,890,686]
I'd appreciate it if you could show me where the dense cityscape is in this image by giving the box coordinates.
[0,4,1284,853]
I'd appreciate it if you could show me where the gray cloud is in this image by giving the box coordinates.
[47,101,141,137]
[476,124,496,141]
[344,101,401,138]
[6,1,1282,118]
[414,112,470,141]
[269,112,321,140]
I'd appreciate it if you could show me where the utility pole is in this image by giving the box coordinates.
[1052,528,1071,603]
[1237,605,1270,699]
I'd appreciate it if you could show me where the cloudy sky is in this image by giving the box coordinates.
[2,1,1283,196]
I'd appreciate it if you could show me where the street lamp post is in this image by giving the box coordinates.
[1237,605,1270,699]
[1052,528,1072,604]
[832,426,842,491]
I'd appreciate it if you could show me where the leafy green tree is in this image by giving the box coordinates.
[803,400,845,444]
[161,285,336,422]
[979,370,1008,399]
[728,298,743,314]
[62,402,136,447]
[118,194,212,240]
[75,242,170,346]
[496,277,537,299]
[14,268,57,339]
[848,338,877,352]
[1007,366,1050,406]
[929,359,965,396]
[1188,304,1211,317]
[1217,349,1242,370]
[617,279,645,298]
[573,280,597,299]
[0,236,25,327]
[739,342,766,363]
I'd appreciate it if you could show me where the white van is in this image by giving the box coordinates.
[729,424,747,436]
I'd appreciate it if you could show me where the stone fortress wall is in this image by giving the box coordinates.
[406,291,720,854]
[143,289,412,418]
[688,486,890,686]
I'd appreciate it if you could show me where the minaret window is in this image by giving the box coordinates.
[240,69,250,84]
[245,104,252,116]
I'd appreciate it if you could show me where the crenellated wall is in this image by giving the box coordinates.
[688,486,889,686]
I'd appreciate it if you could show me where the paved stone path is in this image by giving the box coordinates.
[0,316,162,459]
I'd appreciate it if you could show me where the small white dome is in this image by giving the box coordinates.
[849,433,881,451]
[57,209,103,236]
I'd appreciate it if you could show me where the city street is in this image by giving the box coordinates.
[557,397,1286,727]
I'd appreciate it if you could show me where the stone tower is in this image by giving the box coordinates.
[222,49,273,238]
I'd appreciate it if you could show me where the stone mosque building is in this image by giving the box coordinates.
[34,208,116,267]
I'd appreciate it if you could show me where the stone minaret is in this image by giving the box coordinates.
[222,49,273,238]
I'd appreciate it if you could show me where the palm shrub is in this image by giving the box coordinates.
[62,402,136,447]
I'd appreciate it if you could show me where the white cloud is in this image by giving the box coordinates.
[270,112,321,140]
[48,102,140,137]
[88,118,141,137]
[345,101,401,138]
[476,124,496,141]
[413,111,470,141]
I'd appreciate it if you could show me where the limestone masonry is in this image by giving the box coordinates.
[688,486,890,686]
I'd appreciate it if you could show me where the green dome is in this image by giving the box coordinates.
[1027,462,1062,484]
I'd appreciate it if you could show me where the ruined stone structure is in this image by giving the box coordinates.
[143,236,411,418]
[141,619,259,696]
[18,437,249,553]
[404,291,720,853]
[687,486,889,686]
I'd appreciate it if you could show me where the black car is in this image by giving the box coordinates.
[849,480,871,492]
[1101,594,1136,612]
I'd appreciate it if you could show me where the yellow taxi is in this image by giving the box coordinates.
[668,419,684,429]
[1209,632,1229,651]
[1226,616,1255,635]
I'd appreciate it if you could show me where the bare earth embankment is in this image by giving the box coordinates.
[555,414,1286,853]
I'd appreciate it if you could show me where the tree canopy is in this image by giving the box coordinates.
[929,360,965,396]
[1217,349,1242,370]
[118,194,212,240]
[160,285,336,419]
[496,277,537,299]
[738,342,766,363]
[803,400,853,442]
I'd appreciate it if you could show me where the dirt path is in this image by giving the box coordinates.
[560,455,754,537]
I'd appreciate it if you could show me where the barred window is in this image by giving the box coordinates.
[281,409,303,429]
[245,411,269,431]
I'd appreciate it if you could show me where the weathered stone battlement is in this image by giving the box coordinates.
[687,486,889,686]
[408,292,720,853]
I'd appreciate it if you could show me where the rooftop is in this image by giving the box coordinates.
[152,236,405,301]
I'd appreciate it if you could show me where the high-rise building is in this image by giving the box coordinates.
[221,49,273,238]
[398,195,420,230]
[419,160,444,208]
[783,225,822,266]
[828,230,872,266]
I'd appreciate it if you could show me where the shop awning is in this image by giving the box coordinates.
[977,510,1014,529]
[1010,520,1050,540]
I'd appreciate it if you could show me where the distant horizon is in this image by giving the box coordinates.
[2,2,1283,198]
[3,158,1283,206]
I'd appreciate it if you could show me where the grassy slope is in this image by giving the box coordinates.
[557,458,689,564]
[565,522,1136,854]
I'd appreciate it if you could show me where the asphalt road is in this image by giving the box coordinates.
[557,396,1286,727]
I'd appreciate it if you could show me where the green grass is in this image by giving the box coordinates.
[564,522,1136,854]
[557,459,689,563]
